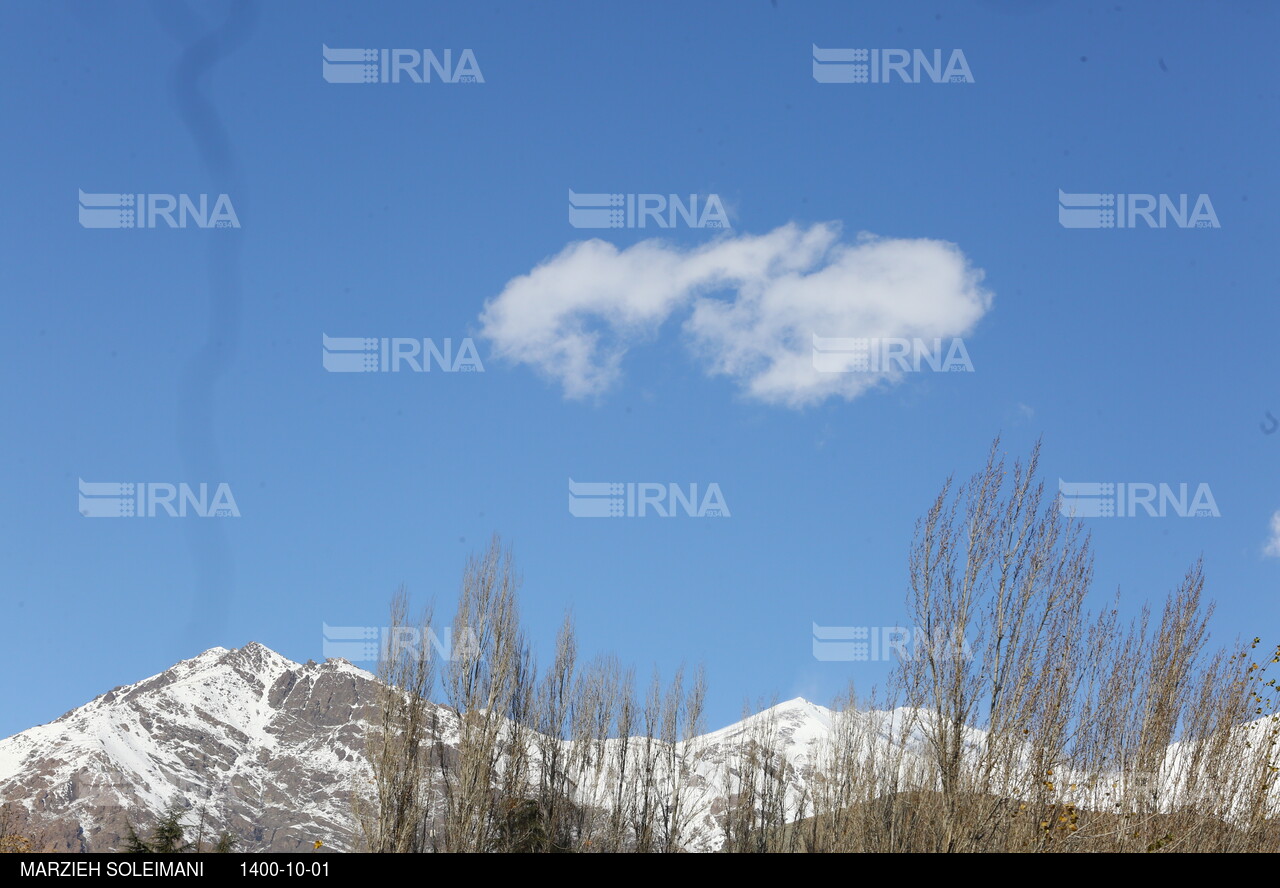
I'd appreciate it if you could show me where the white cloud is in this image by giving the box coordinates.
[478,223,993,407]
[1265,511,1280,557]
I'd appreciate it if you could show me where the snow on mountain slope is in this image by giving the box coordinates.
[0,643,379,852]
[1,645,855,852]
[3,644,1273,852]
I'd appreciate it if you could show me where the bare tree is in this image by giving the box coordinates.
[438,535,529,852]
[358,587,437,852]
[353,454,1277,854]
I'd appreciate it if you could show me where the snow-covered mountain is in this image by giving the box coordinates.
[0,643,841,852]
[0,644,377,852]
[4,643,1272,852]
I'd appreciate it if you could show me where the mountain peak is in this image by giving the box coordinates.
[218,641,291,672]
[0,641,379,852]
[777,696,813,707]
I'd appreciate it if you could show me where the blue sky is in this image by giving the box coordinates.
[2,0,1278,739]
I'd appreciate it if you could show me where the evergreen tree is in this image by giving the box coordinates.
[123,800,193,854]
[148,803,190,853]
[123,821,154,853]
